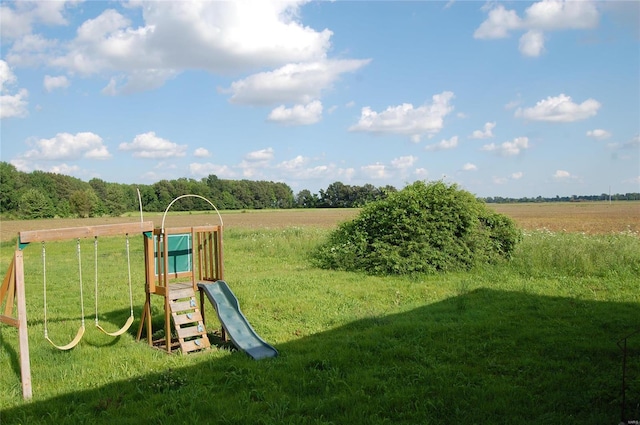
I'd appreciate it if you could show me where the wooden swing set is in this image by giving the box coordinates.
[2,195,226,400]
[0,222,153,399]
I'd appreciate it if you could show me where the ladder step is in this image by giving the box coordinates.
[170,298,197,313]
[169,287,195,300]
[172,311,203,325]
[177,324,207,339]
[181,337,211,353]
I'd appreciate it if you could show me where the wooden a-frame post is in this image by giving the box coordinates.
[0,250,32,399]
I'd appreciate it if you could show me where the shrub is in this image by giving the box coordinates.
[312,180,521,275]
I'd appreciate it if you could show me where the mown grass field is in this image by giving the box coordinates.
[1,202,639,424]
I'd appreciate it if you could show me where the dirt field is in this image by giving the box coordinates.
[489,201,639,235]
[0,202,638,242]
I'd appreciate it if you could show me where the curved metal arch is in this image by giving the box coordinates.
[161,194,223,233]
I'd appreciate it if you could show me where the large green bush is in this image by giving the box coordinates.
[313,180,521,275]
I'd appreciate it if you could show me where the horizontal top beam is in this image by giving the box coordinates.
[19,221,154,244]
[154,225,222,236]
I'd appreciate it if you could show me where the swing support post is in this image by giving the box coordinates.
[0,251,32,399]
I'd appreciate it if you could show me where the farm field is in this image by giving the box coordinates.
[0,201,638,243]
[0,202,639,424]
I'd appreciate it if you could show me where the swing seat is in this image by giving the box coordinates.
[45,325,85,351]
[96,315,134,337]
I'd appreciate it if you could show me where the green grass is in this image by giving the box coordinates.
[1,227,639,424]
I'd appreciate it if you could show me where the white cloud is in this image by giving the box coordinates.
[119,132,187,158]
[0,88,29,119]
[524,0,599,31]
[189,162,236,179]
[0,1,78,40]
[414,168,429,178]
[361,163,389,179]
[470,122,496,139]
[19,132,110,161]
[515,94,600,122]
[462,163,478,171]
[49,163,81,175]
[193,148,211,158]
[482,136,529,156]
[10,159,81,175]
[4,34,59,68]
[43,75,70,92]
[245,148,274,162]
[277,155,308,172]
[511,171,524,179]
[505,100,521,110]
[238,148,275,178]
[607,134,640,152]
[275,157,355,181]
[425,136,459,151]
[519,30,545,57]
[267,101,323,126]
[473,5,522,39]
[586,129,611,140]
[0,60,17,89]
[391,155,418,170]
[226,59,370,106]
[474,0,600,56]
[0,60,29,119]
[553,169,572,179]
[39,2,338,93]
[349,91,455,140]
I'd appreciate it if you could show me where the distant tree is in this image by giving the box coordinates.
[273,182,294,208]
[152,180,175,210]
[319,181,351,207]
[104,184,127,216]
[89,178,108,200]
[19,189,55,219]
[69,189,99,218]
[295,189,318,208]
[0,162,21,213]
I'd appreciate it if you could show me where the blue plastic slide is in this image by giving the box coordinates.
[198,281,278,360]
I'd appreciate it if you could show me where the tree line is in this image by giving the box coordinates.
[0,162,396,219]
[484,194,640,203]
[0,161,637,220]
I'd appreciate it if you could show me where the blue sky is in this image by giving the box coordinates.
[1,0,638,198]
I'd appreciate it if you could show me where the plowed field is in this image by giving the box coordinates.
[0,202,638,243]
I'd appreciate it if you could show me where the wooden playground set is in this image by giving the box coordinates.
[0,195,277,400]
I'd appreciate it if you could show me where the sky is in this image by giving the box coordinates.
[0,0,639,198]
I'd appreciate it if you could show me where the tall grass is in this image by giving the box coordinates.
[510,229,640,279]
[1,227,639,424]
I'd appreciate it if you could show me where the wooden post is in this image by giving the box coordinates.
[15,251,32,399]
[217,227,224,281]
[1,251,32,399]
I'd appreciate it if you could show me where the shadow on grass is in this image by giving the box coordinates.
[2,288,639,424]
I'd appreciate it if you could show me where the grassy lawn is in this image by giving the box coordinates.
[1,222,639,424]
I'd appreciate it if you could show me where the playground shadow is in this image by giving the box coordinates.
[2,288,639,424]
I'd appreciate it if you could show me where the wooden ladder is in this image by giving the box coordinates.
[168,283,211,354]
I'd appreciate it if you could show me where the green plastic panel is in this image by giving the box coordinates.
[154,233,192,275]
